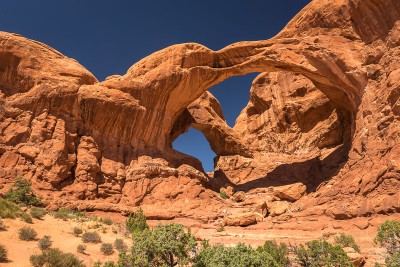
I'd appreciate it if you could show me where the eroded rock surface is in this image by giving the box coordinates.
[1,0,400,223]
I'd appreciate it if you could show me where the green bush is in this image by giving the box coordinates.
[386,252,400,267]
[102,261,116,267]
[20,212,33,223]
[0,244,8,262]
[114,238,128,253]
[334,233,360,253]
[82,231,101,243]
[193,241,280,267]
[0,197,31,221]
[19,226,37,241]
[257,240,290,266]
[77,244,86,254]
[38,235,52,251]
[53,209,71,221]
[126,223,197,267]
[375,220,400,255]
[30,207,47,220]
[5,177,41,206]
[73,227,83,236]
[126,208,148,235]
[293,239,353,267]
[101,218,113,225]
[29,248,85,267]
[219,188,228,199]
[100,243,114,255]
[375,220,400,267]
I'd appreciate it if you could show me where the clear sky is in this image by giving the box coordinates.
[1,0,310,171]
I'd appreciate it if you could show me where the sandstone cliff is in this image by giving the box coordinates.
[0,0,399,222]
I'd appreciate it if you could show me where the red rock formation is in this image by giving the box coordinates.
[0,0,399,222]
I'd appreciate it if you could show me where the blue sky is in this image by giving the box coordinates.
[1,0,310,171]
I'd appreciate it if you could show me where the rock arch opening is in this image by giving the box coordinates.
[172,127,216,172]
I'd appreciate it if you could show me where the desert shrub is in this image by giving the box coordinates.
[102,262,116,267]
[82,231,101,243]
[0,244,8,262]
[114,238,128,253]
[77,244,86,254]
[30,248,85,267]
[257,240,290,266]
[30,207,47,220]
[0,197,28,220]
[93,261,116,267]
[126,208,148,235]
[38,235,52,250]
[217,226,225,232]
[73,227,83,236]
[334,233,360,253]
[375,220,400,267]
[386,252,400,267]
[20,212,33,223]
[19,226,37,241]
[5,177,41,206]
[0,218,5,231]
[125,223,197,267]
[101,218,113,225]
[100,243,114,255]
[293,239,353,267]
[375,220,400,255]
[193,241,280,267]
[219,188,228,199]
[53,209,71,221]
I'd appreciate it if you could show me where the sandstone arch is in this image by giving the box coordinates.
[0,0,399,220]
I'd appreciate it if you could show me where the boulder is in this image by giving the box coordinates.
[224,212,258,227]
[268,201,290,217]
[273,183,307,202]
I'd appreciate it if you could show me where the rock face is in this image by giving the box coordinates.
[1,0,400,222]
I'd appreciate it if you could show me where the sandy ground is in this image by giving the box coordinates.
[0,214,131,267]
[0,212,397,266]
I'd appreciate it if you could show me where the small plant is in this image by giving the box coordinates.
[103,261,116,267]
[38,235,52,251]
[30,207,46,220]
[19,226,37,241]
[100,243,114,255]
[386,252,400,267]
[217,225,225,232]
[0,244,8,262]
[73,227,83,236]
[126,208,148,235]
[0,198,32,222]
[53,209,71,221]
[114,238,128,253]
[5,177,41,206]
[30,248,85,267]
[101,218,113,225]
[82,231,102,243]
[20,212,33,223]
[77,244,86,254]
[219,188,228,199]
[334,233,360,253]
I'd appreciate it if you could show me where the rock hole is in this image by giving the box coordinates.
[172,127,216,172]
[209,73,260,127]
